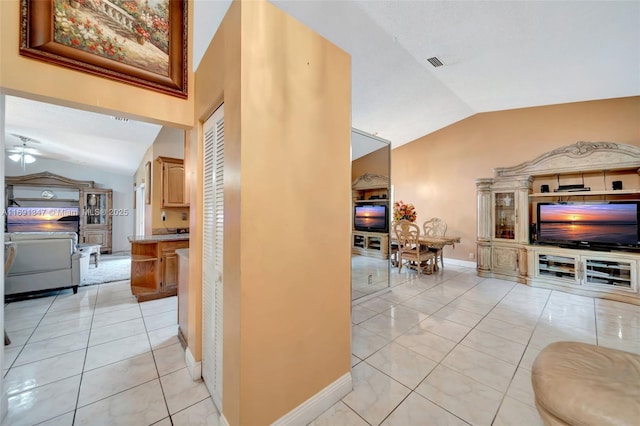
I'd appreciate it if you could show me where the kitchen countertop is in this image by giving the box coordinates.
[128,234,190,243]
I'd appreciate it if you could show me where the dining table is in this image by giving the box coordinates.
[390,235,461,271]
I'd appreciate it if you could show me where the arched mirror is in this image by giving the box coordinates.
[351,128,391,301]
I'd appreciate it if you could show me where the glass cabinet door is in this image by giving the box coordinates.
[494,191,516,240]
[86,192,107,225]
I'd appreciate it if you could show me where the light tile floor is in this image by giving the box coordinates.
[315,262,640,426]
[4,265,640,425]
[3,281,219,426]
[352,255,390,301]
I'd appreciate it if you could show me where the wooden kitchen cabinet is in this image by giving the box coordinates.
[129,236,189,302]
[157,156,188,207]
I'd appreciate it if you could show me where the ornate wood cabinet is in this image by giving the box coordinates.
[80,188,113,253]
[352,173,390,259]
[5,172,113,253]
[476,141,640,305]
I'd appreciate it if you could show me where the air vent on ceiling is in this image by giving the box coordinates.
[112,116,129,123]
[426,56,445,68]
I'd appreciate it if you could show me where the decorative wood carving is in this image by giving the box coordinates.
[352,173,390,190]
[494,141,640,178]
[5,171,94,189]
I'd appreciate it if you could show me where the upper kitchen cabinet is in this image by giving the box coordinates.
[157,156,188,207]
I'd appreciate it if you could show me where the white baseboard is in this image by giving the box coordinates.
[185,346,202,381]
[445,258,477,269]
[219,413,230,426]
[271,372,352,426]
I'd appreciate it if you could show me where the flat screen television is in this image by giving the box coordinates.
[5,206,80,234]
[354,204,388,233]
[536,201,640,250]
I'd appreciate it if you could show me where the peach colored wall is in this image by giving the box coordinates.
[0,0,193,129]
[192,1,241,423]
[193,1,351,424]
[392,96,640,263]
[352,146,390,181]
[239,2,351,424]
[134,147,154,236]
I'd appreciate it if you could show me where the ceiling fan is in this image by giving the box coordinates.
[6,134,42,169]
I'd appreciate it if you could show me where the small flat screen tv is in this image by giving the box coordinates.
[5,206,80,234]
[354,204,388,233]
[536,201,640,249]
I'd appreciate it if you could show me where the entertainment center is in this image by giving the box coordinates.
[5,172,113,253]
[352,173,390,259]
[476,141,640,305]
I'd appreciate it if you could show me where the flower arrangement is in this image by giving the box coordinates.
[134,25,150,40]
[393,201,417,222]
[54,4,126,61]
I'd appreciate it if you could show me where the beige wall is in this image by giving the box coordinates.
[134,147,153,236]
[193,1,351,424]
[190,0,240,421]
[392,96,640,262]
[352,146,390,181]
[0,0,193,129]
[150,128,189,231]
[133,128,188,236]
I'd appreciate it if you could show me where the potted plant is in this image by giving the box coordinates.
[134,24,150,45]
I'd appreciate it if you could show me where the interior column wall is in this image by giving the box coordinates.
[239,1,351,424]
[192,1,242,423]
[194,1,351,424]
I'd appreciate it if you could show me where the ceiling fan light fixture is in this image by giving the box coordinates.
[8,154,22,162]
[24,154,36,164]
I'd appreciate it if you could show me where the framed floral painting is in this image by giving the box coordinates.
[20,0,187,98]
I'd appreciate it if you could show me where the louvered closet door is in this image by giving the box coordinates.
[202,104,224,410]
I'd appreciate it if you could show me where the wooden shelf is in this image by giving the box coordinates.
[354,199,388,204]
[130,239,189,301]
[132,254,157,262]
[531,189,640,197]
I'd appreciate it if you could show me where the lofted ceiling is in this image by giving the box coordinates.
[4,0,639,173]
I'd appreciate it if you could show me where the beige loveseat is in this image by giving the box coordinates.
[5,232,88,298]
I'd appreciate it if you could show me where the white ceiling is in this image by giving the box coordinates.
[4,96,162,175]
[4,1,639,173]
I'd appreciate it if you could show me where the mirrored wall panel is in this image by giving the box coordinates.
[351,129,391,301]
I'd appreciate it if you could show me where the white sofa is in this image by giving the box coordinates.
[5,232,88,298]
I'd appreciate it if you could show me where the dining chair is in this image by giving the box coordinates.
[4,242,17,345]
[393,220,435,276]
[423,218,447,269]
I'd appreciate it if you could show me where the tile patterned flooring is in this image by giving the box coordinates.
[352,255,391,300]
[316,262,640,426]
[4,264,640,425]
[3,281,218,426]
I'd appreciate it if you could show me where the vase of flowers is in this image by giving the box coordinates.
[393,200,417,222]
[134,25,150,45]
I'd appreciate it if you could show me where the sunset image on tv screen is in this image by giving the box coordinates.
[354,205,386,229]
[538,203,637,244]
